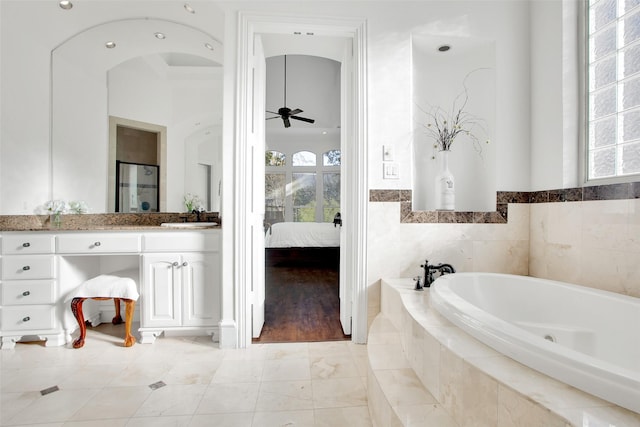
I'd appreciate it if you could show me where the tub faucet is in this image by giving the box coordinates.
[420,260,456,288]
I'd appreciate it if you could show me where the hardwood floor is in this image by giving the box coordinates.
[253,250,350,343]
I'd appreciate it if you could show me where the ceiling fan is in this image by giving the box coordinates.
[266,55,315,128]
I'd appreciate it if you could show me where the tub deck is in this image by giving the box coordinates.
[367,278,640,427]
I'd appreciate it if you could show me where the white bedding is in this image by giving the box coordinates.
[265,222,340,248]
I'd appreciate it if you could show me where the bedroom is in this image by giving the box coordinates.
[258,54,346,342]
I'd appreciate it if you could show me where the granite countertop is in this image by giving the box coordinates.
[0,213,221,232]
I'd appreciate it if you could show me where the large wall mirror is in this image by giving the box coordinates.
[51,18,223,213]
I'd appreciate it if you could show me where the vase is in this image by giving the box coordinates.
[434,150,455,211]
[50,213,62,228]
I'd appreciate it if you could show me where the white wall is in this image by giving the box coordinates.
[530,0,578,191]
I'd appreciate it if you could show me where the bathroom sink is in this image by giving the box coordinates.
[160,222,218,229]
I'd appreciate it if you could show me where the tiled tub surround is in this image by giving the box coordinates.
[367,279,640,427]
[0,212,221,231]
[369,182,640,307]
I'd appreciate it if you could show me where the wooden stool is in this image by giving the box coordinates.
[71,297,136,348]
[68,269,139,348]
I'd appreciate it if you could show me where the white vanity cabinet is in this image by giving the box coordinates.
[139,231,220,343]
[0,233,63,349]
[0,228,221,349]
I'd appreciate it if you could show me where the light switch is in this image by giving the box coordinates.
[383,145,394,161]
[383,163,399,179]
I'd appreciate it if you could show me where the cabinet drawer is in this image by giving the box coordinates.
[1,306,56,331]
[1,255,56,280]
[143,231,220,252]
[2,234,55,254]
[1,280,56,305]
[57,234,141,254]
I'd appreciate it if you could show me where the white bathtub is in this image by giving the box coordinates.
[430,273,640,414]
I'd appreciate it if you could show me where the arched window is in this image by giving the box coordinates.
[323,150,341,166]
[292,151,316,166]
[265,150,286,166]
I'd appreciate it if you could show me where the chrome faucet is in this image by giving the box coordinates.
[420,260,456,288]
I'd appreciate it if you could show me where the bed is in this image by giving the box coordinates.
[265,222,340,267]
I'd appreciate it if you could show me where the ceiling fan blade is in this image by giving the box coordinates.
[266,110,280,115]
[290,116,315,124]
[266,116,280,120]
[289,108,303,115]
[283,117,291,128]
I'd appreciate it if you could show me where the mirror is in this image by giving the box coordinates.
[51,18,223,213]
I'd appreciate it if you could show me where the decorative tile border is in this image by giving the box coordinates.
[370,181,640,224]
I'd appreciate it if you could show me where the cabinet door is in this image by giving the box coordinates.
[142,254,181,327]
[181,253,219,326]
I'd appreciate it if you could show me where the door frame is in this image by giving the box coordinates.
[234,12,369,347]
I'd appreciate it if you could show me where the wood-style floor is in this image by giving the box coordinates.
[253,250,350,343]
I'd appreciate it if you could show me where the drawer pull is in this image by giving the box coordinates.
[172,261,179,267]
[22,242,31,247]
[94,241,101,247]
[22,291,31,296]
[182,262,188,267]
[22,266,31,271]
[23,316,31,322]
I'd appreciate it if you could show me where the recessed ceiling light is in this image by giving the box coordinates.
[322,131,328,135]
[105,41,116,49]
[184,3,195,13]
[438,45,451,52]
[204,43,214,51]
[59,1,73,10]
[154,32,166,40]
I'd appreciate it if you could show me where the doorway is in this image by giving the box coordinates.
[255,54,346,343]
[233,13,369,348]
[108,116,167,212]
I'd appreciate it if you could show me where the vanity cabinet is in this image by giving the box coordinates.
[0,229,221,349]
[139,232,220,343]
[0,233,63,349]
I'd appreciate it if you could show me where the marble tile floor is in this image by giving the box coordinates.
[1,324,372,427]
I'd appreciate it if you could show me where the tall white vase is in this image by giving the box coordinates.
[434,150,455,211]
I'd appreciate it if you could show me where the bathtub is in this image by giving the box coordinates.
[430,273,640,414]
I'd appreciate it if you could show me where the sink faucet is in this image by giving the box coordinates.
[192,208,205,222]
[420,260,456,288]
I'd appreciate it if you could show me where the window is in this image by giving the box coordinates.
[292,172,316,221]
[323,172,341,221]
[587,0,640,179]
[265,173,285,223]
[265,150,286,166]
[265,149,340,222]
[292,151,316,166]
[323,150,341,166]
